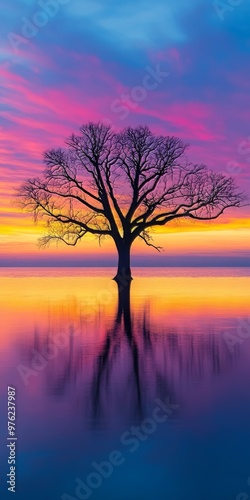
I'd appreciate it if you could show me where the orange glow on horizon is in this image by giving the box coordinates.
[1,274,249,347]
[1,183,250,259]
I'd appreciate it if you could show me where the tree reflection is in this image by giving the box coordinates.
[19,282,234,424]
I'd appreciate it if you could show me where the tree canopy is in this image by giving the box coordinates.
[18,122,246,279]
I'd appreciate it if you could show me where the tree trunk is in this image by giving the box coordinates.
[113,241,133,284]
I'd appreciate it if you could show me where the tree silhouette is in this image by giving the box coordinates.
[18,122,245,280]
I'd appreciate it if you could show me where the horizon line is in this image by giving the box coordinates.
[0,264,250,268]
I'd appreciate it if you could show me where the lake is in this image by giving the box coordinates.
[1,267,250,500]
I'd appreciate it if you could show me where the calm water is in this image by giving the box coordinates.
[0,267,250,500]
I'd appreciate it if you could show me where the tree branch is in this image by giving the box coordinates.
[17,122,246,256]
[139,231,163,252]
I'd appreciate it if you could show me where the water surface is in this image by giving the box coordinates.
[0,268,250,500]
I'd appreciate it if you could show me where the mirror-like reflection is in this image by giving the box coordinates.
[16,279,236,424]
[1,268,250,500]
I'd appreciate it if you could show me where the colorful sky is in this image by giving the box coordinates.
[0,0,250,266]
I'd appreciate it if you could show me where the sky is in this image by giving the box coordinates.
[0,0,250,266]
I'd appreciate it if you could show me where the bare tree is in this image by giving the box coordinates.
[17,122,246,281]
